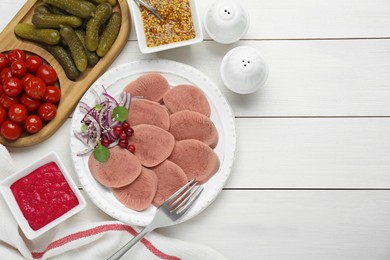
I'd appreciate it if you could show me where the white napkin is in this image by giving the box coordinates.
[0,145,225,260]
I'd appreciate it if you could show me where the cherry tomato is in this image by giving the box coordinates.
[0,107,6,124]
[0,84,3,96]
[0,67,12,84]
[24,77,46,99]
[22,73,34,86]
[8,49,26,63]
[0,93,19,110]
[38,102,57,121]
[26,55,43,74]
[8,104,28,123]
[10,60,27,78]
[20,94,42,112]
[43,86,61,103]
[36,64,57,85]
[3,77,23,97]
[0,54,9,71]
[0,120,22,141]
[24,114,43,134]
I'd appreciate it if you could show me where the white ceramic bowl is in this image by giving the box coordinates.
[129,0,203,53]
[221,46,269,94]
[204,0,250,44]
[0,152,86,240]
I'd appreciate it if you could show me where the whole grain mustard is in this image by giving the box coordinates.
[140,0,196,48]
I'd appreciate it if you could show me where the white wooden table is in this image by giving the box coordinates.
[2,0,390,259]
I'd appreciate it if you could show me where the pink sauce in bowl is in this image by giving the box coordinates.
[10,162,79,231]
[0,152,86,240]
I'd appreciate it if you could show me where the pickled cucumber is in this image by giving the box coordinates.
[34,5,51,14]
[47,5,71,15]
[97,12,121,57]
[85,0,117,7]
[85,3,112,51]
[107,0,117,6]
[14,23,60,45]
[82,1,97,11]
[32,13,82,29]
[75,29,100,66]
[44,45,80,80]
[60,25,88,72]
[42,0,95,19]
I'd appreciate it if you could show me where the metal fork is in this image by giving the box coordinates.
[107,179,203,260]
[133,0,163,20]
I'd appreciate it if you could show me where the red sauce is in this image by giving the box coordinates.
[11,162,79,231]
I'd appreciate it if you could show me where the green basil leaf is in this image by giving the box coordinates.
[112,106,128,122]
[95,104,103,111]
[80,123,88,132]
[93,141,110,163]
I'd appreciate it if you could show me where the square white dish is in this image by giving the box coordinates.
[129,0,203,53]
[0,152,86,240]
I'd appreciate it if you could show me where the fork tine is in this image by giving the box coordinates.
[176,186,204,216]
[165,179,196,205]
[170,180,198,209]
[172,184,202,212]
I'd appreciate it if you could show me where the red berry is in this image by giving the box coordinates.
[119,138,128,148]
[127,144,136,153]
[125,127,134,136]
[113,125,123,136]
[119,131,127,140]
[122,122,130,130]
[101,135,110,147]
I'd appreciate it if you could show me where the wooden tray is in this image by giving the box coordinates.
[0,0,131,147]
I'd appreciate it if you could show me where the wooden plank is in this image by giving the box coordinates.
[197,0,390,39]
[8,118,390,188]
[159,190,390,260]
[228,117,390,188]
[4,0,390,40]
[111,40,390,117]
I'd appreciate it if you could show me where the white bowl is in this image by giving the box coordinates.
[129,0,203,53]
[221,46,269,94]
[0,152,86,240]
[204,0,250,44]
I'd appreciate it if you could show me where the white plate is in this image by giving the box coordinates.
[70,59,236,226]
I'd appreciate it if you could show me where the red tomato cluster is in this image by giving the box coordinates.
[0,49,61,141]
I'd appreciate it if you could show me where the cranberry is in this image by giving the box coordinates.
[113,125,123,136]
[119,138,128,148]
[127,144,136,153]
[119,131,127,140]
[125,127,134,136]
[101,135,110,147]
[122,122,130,130]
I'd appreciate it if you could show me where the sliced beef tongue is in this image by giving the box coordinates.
[124,73,170,102]
[163,84,211,117]
[88,146,142,188]
[151,160,188,207]
[169,139,220,184]
[127,99,170,131]
[130,124,175,167]
[112,167,158,211]
[169,110,219,148]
